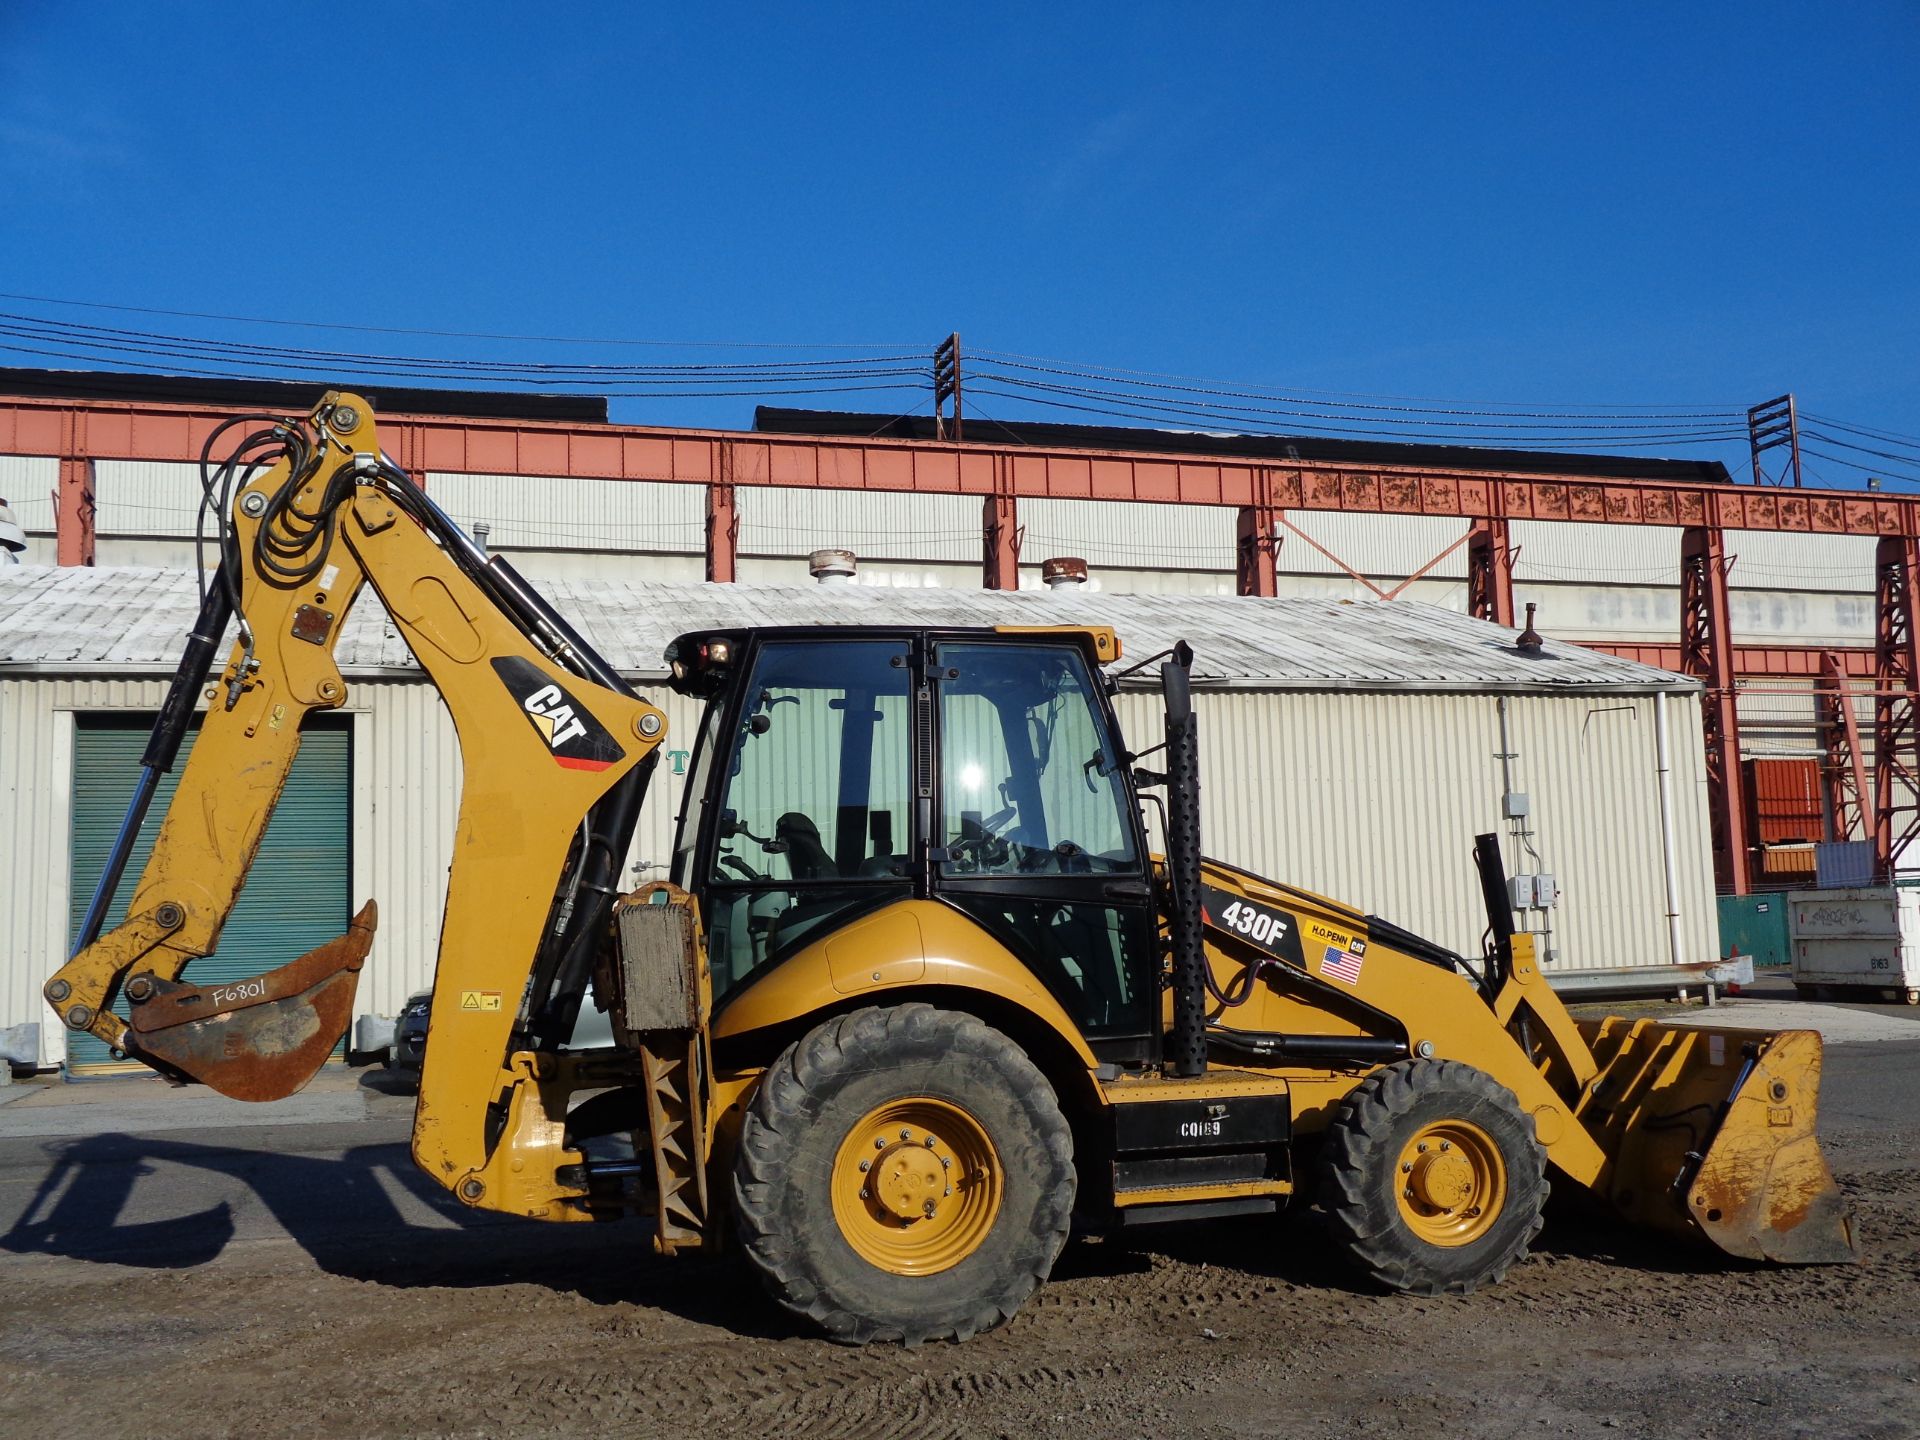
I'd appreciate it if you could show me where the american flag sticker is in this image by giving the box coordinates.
[1320,944,1365,986]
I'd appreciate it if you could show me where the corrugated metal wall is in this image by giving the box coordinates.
[349,683,462,1020]
[44,460,1886,648]
[1112,687,1718,974]
[427,472,704,555]
[1,671,1720,1053]
[0,675,83,1066]
[0,456,55,544]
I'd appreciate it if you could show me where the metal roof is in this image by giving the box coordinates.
[0,566,1698,694]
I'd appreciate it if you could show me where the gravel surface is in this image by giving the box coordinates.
[2,1043,1915,1440]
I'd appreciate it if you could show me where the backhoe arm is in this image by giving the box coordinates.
[46,394,668,1218]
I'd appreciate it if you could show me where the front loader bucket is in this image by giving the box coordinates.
[122,902,378,1102]
[1574,1017,1858,1266]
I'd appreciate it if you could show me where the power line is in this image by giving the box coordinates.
[969,346,1750,412]
[0,290,918,350]
[964,383,1746,451]
[967,367,1748,440]
[969,353,1747,425]
[1803,412,1920,452]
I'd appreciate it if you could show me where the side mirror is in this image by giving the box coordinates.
[1160,640,1194,725]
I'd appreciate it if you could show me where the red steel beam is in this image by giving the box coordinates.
[705,474,737,583]
[1873,535,1920,879]
[1680,526,1751,894]
[55,456,94,566]
[1819,650,1870,846]
[1465,517,1514,627]
[6,394,1918,535]
[982,453,1019,590]
[983,495,1019,590]
[1582,642,1877,679]
[1235,466,1280,597]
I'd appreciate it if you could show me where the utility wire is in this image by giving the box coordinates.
[969,346,1751,412]
[5,296,1917,478]
[0,290,918,350]
[969,353,1748,424]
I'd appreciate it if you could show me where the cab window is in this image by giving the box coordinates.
[937,643,1139,877]
[700,639,911,998]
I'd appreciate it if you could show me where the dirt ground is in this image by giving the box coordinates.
[3,1042,1917,1440]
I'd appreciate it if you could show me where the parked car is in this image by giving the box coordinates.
[386,985,614,1079]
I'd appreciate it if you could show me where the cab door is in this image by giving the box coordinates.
[929,639,1159,1064]
[685,637,915,1002]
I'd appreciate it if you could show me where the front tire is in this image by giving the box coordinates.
[731,1003,1075,1344]
[1316,1059,1548,1296]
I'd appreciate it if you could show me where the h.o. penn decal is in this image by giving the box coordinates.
[490,657,626,772]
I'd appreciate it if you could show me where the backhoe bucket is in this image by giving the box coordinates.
[122,902,378,1102]
[1575,1017,1857,1265]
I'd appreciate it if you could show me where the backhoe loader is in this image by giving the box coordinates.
[46,394,1856,1344]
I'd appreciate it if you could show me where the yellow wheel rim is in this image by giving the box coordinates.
[830,1097,1002,1276]
[1394,1119,1505,1247]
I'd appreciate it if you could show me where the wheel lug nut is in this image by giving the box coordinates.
[859,1189,869,1200]
[1401,1162,1412,1173]
[858,1159,870,1172]
[940,1156,951,1169]
[924,1136,936,1148]
[1440,1141,1451,1152]
[875,1137,886,1149]
[900,1129,911,1141]
[923,1201,936,1217]
[1417,1142,1428,1153]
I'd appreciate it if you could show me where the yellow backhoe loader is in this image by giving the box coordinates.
[45,394,1856,1343]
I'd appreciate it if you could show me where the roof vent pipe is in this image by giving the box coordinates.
[471,521,491,556]
[1516,601,1545,655]
[1041,556,1089,590]
[809,548,857,585]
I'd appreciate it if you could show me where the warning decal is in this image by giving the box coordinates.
[459,991,503,1013]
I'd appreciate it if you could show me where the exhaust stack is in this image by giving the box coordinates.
[1161,641,1207,1077]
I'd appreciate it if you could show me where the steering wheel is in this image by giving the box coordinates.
[719,853,765,882]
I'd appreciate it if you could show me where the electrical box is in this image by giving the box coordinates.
[1503,792,1530,819]
[1506,874,1559,910]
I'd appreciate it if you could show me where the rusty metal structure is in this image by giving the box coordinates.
[1873,536,1920,878]
[4,385,1915,893]
[1818,651,1870,850]
[1678,527,1751,894]
[1748,394,1805,489]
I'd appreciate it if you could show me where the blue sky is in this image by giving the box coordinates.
[1,3,1915,483]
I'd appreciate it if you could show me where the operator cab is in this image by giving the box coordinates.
[665,625,1160,1063]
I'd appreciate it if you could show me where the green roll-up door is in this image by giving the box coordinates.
[67,715,351,1073]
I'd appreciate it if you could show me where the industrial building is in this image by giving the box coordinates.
[3,366,1912,1069]
[0,565,1713,1072]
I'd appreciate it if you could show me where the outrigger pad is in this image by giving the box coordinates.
[123,901,377,1102]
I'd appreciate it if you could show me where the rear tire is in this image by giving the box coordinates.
[1316,1059,1547,1296]
[732,1003,1075,1345]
